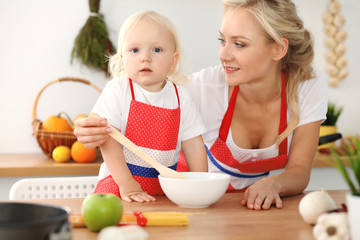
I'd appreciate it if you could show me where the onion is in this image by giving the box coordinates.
[299,188,337,225]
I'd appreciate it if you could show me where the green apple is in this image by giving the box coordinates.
[81,193,123,232]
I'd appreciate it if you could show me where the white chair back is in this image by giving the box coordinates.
[9,176,98,200]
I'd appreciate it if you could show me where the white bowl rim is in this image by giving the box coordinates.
[158,172,230,182]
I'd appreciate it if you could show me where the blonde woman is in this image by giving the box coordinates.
[89,10,208,203]
[75,0,327,210]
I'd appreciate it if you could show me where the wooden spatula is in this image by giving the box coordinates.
[89,113,187,179]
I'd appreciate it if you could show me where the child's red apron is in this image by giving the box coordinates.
[178,73,288,191]
[95,79,181,196]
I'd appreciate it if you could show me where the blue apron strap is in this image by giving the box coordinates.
[206,145,269,178]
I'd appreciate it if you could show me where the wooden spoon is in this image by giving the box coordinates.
[89,113,187,179]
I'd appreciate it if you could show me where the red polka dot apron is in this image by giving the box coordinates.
[94,79,181,196]
[209,73,288,191]
[177,74,288,191]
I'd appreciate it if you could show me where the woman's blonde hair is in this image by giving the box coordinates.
[108,10,185,84]
[223,0,315,143]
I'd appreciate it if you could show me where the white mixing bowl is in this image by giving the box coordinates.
[158,172,230,208]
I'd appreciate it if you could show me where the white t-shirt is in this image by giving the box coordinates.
[184,65,328,188]
[92,77,206,179]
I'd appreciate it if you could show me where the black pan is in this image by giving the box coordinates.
[318,133,342,146]
[0,202,71,240]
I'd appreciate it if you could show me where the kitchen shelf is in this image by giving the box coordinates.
[0,151,345,178]
[313,151,350,168]
[0,153,102,177]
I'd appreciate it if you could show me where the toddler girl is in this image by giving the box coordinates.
[92,10,208,202]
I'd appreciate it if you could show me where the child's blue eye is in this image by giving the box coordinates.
[218,37,225,44]
[154,48,162,53]
[131,48,139,53]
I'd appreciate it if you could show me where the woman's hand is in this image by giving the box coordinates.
[241,121,322,210]
[119,178,156,203]
[73,117,111,149]
[241,177,282,210]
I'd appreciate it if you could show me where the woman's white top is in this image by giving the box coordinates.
[184,65,328,188]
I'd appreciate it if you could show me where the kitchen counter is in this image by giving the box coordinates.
[0,152,345,200]
[0,153,102,177]
[313,151,350,167]
[0,151,338,178]
[15,190,348,240]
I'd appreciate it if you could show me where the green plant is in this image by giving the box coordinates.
[330,136,360,196]
[71,0,115,76]
[322,102,343,126]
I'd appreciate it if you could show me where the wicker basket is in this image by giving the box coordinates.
[32,77,102,157]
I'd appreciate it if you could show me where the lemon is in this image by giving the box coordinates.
[52,146,71,163]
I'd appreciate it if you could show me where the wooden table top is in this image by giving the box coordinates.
[11,190,348,240]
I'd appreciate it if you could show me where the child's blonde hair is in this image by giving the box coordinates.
[108,10,185,84]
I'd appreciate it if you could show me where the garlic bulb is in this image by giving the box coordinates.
[324,25,337,36]
[299,188,337,225]
[313,212,350,240]
[326,64,339,77]
[336,57,347,68]
[337,68,348,80]
[98,226,149,240]
[322,12,334,24]
[98,226,127,240]
[335,43,346,56]
[333,14,345,28]
[326,51,337,64]
[329,1,341,14]
[328,77,340,87]
[335,30,347,42]
[322,0,348,87]
[325,37,337,49]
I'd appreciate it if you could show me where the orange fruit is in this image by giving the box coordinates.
[42,112,73,132]
[73,113,88,128]
[71,141,97,163]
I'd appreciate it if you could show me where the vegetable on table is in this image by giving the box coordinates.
[313,212,350,240]
[299,188,337,225]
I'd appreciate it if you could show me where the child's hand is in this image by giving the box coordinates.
[120,180,156,203]
[121,191,156,203]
